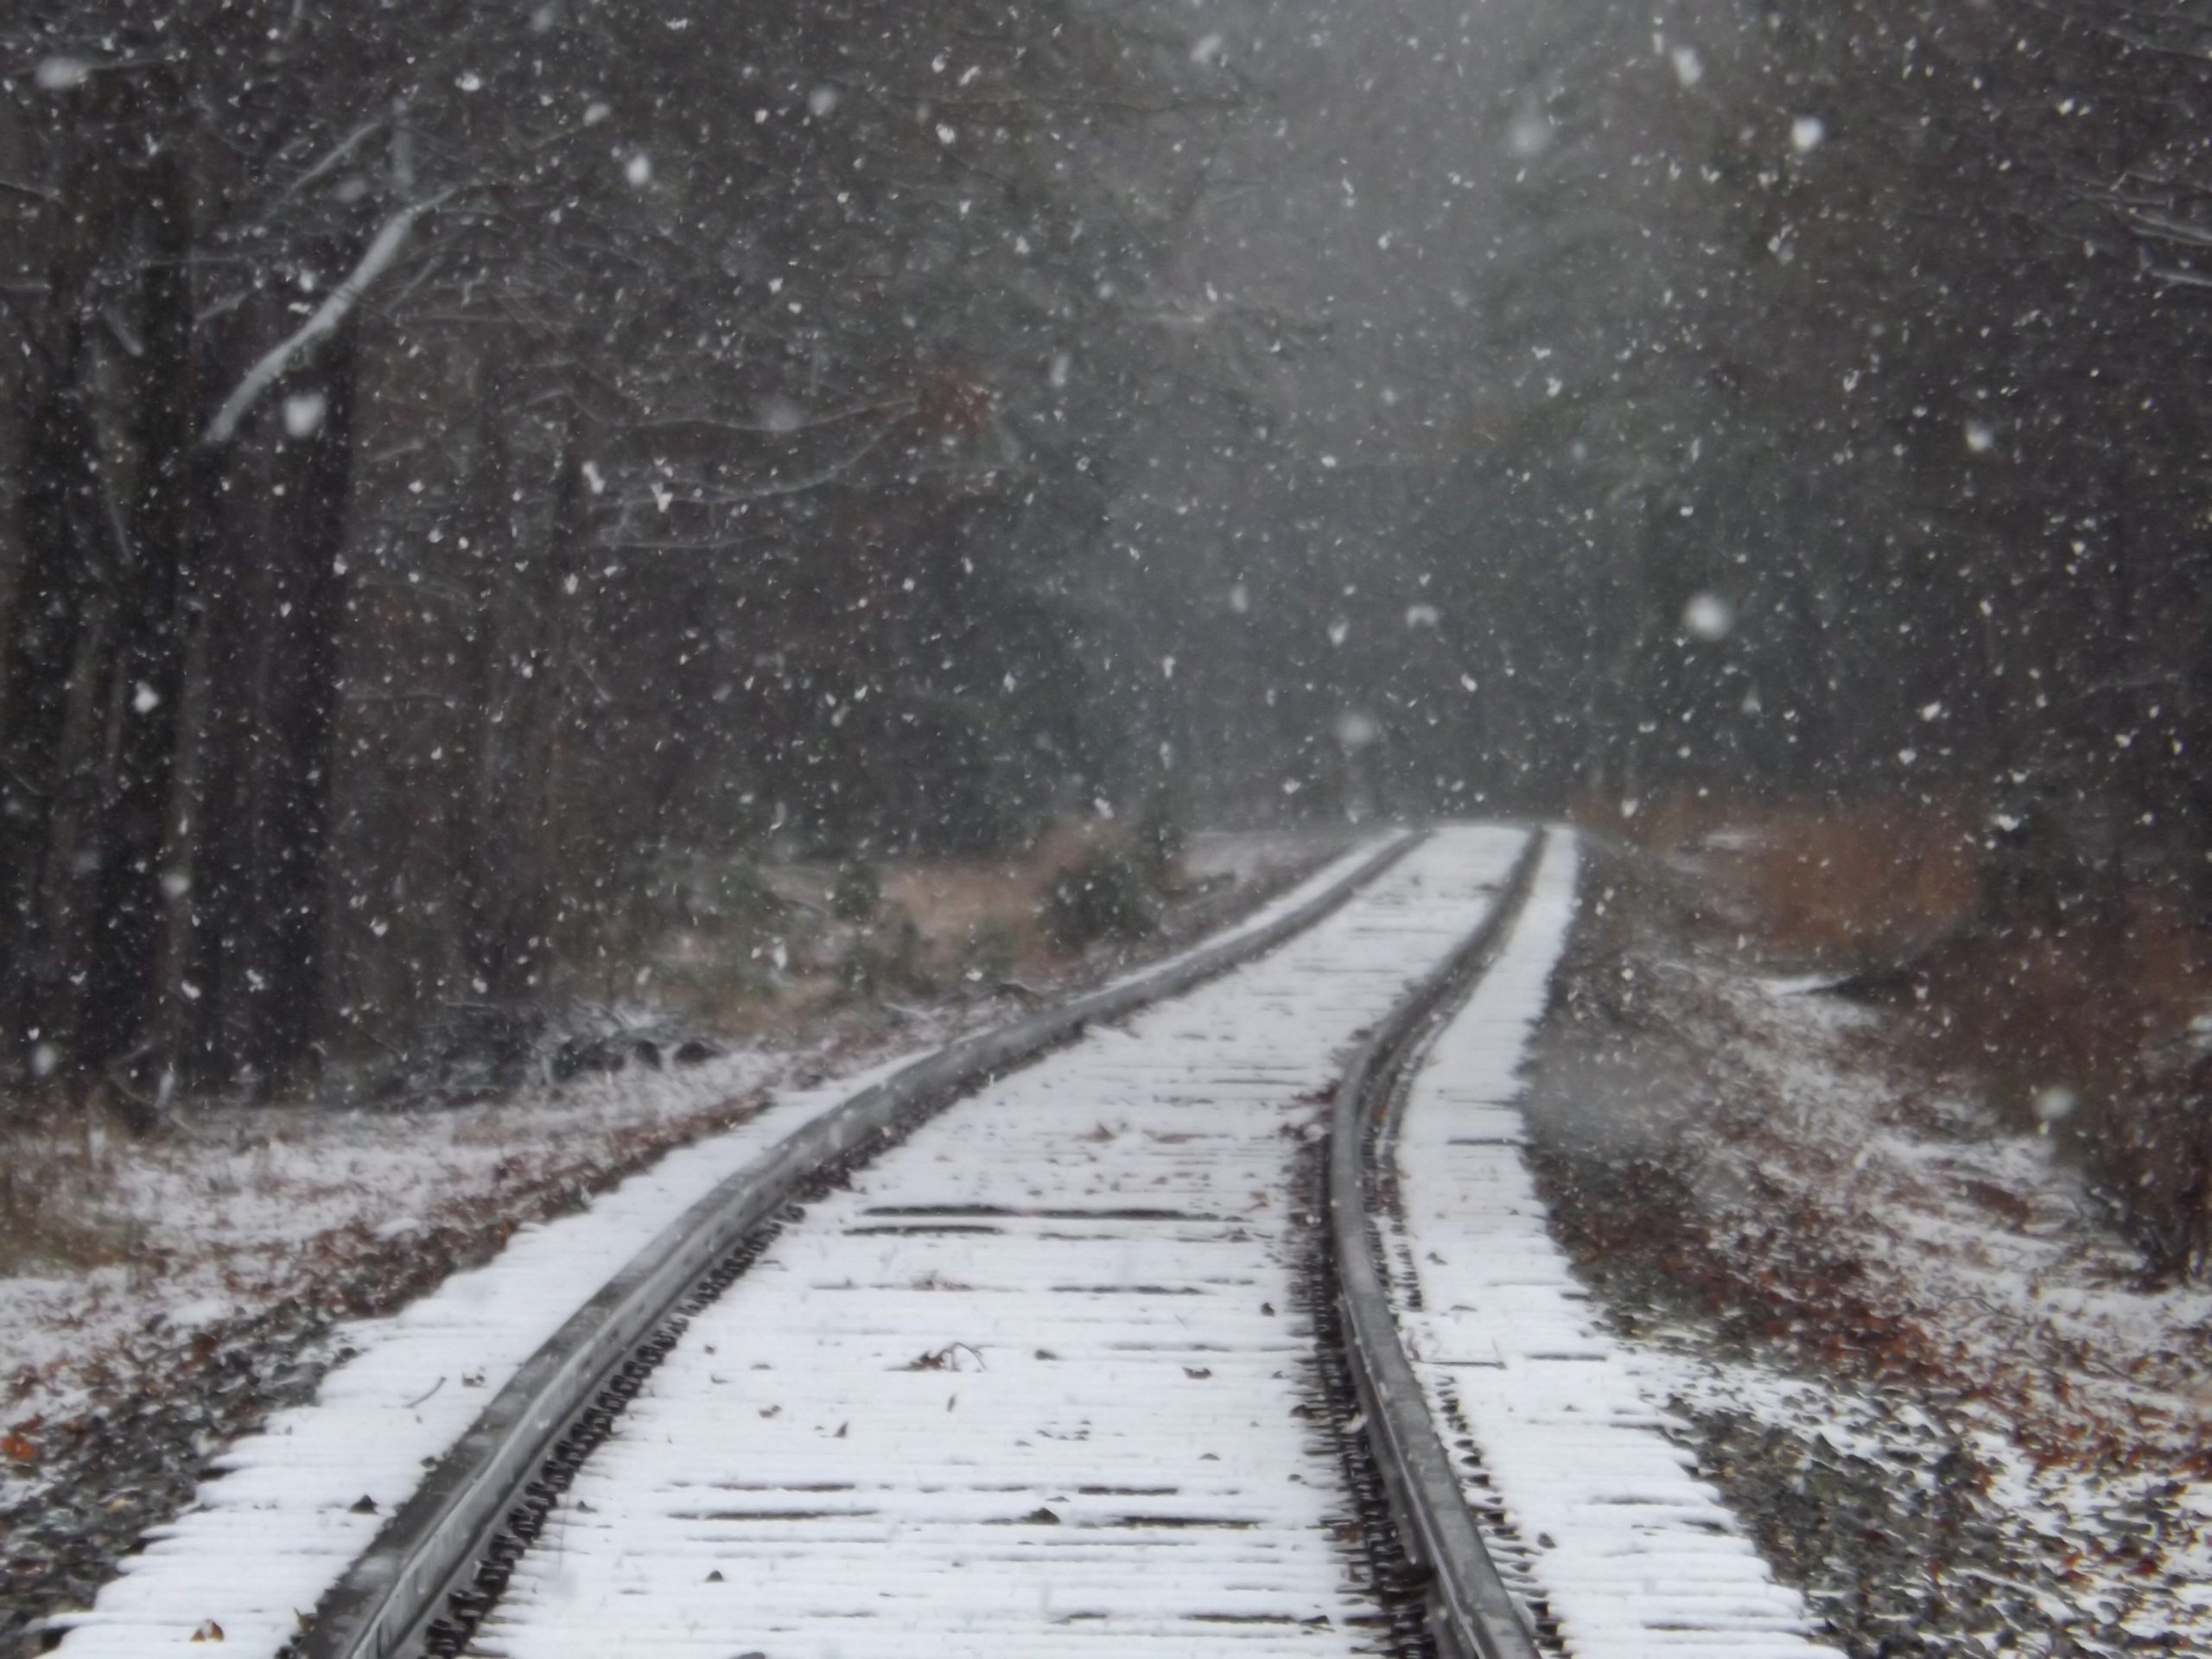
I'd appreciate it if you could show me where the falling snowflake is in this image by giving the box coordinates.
[1681,593,1735,641]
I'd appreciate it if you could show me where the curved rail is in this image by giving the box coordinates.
[1327,828,1548,1659]
[298,830,1424,1659]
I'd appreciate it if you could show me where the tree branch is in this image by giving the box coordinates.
[201,190,452,445]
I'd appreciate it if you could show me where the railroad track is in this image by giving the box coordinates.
[270,826,1556,1659]
[68,826,1599,1659]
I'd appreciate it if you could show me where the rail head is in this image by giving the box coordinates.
[1326,827,1548,1659]
[298,826,1426,1659]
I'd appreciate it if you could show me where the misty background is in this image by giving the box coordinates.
[1,0,2203,1105]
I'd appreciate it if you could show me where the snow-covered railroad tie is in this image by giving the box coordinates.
[442,827,1534,1658]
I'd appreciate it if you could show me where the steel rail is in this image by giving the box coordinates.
[298,828,1425,1659]
[1327,827,1548,1659]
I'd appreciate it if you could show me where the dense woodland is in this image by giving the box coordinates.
[1,1,2206,1147]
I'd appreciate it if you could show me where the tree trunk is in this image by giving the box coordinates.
[0,122,130,1107]
[0,346,115,1102]
[77,144,202,1126]
[241,333,359,1088]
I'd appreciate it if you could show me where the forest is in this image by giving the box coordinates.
[1,0,2206,1231]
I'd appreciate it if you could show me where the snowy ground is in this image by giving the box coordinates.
[3,1048,789,1478]
[0,831,1342,1650]
[1522,839,2212,1656]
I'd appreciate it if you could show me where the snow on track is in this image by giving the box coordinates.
[48,842,1399,1659]
[41,1058,888,1659]
[472,828,1532,1657]
[1389,833,1841,1658]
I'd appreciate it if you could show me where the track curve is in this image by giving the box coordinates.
[294,825,1557,1659]
[1325,827,1547,1659]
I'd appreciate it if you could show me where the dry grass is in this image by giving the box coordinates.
[1908,895,2212,1276]
[880,817,1160,963]
[878,854,1052,966]
[0,1106,354,1280]
[661,817,1176,1031]
[0,1122,138,1275]
[1908,899,2205,1087]
[1578,789,1981,969]
[1735,802,1980,966]
[1573,790,2212,1279]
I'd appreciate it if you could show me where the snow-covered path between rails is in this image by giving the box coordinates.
[1387,834,1840,1658]
[44,842,1398,1659]
[473,827,1532,1658]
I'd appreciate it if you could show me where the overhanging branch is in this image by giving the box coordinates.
[201,190,452,446]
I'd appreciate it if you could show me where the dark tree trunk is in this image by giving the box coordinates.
[242,338,359,1087]
[451,375,530,1001]
[0,118,132,1105]
[0,336,114,1100]
[76,143,202,1125]
[182,326,363,1090]
[495,402,594,995]
[177,500,256,1084]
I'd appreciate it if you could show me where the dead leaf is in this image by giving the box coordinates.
[2,1430,36,1463]
[190,1618,225,1643]
[900,1342,984,1372]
